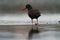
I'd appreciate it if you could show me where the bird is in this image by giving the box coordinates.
[21,4,41,25]
[21,4,41,38]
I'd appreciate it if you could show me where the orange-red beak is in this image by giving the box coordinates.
[21,7,26,11]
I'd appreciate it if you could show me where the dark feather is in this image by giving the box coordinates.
[28,9,41,19]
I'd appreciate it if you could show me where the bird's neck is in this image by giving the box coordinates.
[28,7,32,10]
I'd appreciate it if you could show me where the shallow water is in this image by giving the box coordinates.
[0,25,60,40]
[0,30,60,40]
[0,31,28,40]
[31,31,60,40]
[0,12,60,40]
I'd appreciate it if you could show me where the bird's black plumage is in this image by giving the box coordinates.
[26,4,41,19]
[25,4,41,38]
[28,9,41,19]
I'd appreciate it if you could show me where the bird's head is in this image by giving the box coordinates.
[21,4,32,11]
[26,4,32,10]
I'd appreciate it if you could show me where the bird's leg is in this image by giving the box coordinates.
[35,19,39,30]
[31,19,33,29]
[37,19,38,25]
[35,19,38,25]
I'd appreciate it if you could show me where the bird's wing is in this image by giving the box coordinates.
[29,9,41,16]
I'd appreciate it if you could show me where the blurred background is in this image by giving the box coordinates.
[0,0,60,13]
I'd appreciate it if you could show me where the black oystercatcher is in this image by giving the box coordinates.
[21,4,41,38]
[22,4,41,25]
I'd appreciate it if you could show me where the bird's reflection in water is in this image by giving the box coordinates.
[28,28,39,39]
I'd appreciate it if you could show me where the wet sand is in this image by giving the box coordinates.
[0,24,60,34]
[0,24,60,40]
